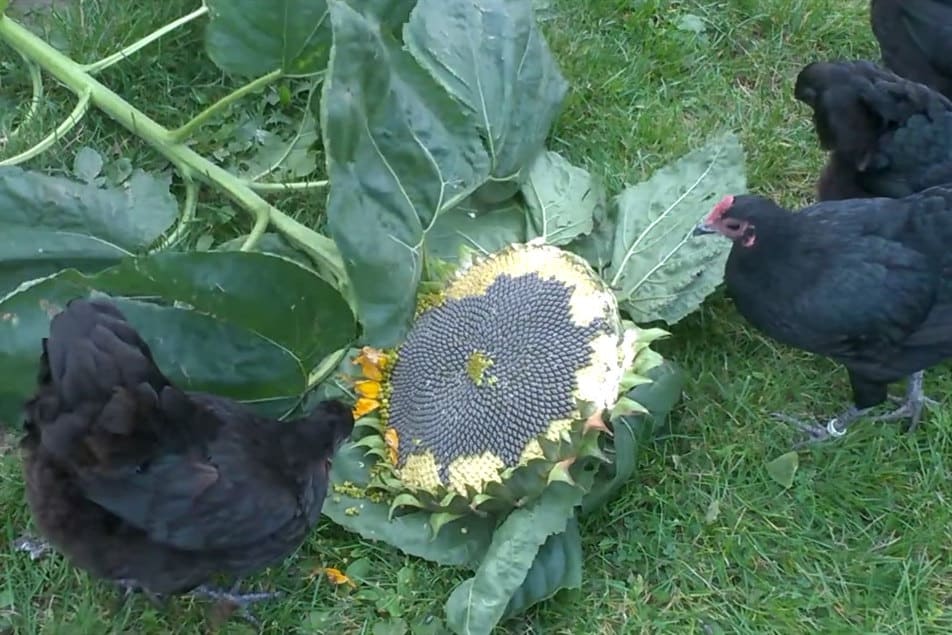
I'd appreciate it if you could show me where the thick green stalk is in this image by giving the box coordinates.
[0,15,350,298]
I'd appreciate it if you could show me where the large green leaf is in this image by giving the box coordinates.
[501,516,583,620]
[93,251,355,370]
[404,0,569,180]
[0,252,356,427]
[204,0,417,78]
[605,132,747,324]
[581,361,685,515]
[0,166,177,297]
[426,198,527,264]
[321,0,492,347]
[522,150,600,246]
[322,441,496,568]
[444,481,584,635]
[205,0,333,77]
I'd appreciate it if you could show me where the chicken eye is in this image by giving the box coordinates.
[724,220,743,232]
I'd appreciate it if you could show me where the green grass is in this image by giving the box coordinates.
[2,0,951,633]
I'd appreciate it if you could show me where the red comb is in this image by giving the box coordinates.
[705,195,735,223]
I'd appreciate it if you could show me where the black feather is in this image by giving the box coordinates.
[794,60,952,201]
[708,187,952,412]
[20,298,354,595]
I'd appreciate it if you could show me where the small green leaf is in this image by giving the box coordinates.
[404,0,569,180]
[444,481,584,635]
[0,166,178,297]
[522,150,600,246]
[606,132,747,324]
[321,0,492,346]
[501,515,583,620]
[766,451,799,489]
[373,618,409,635]
[72,147,104,184]
[323,442,496,568]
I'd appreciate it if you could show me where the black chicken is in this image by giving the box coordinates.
[18,298,354,619]
[871,0,952,100]
[793,59,952,201]
[692,190,952,443]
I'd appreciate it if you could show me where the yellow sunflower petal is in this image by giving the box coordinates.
[353,346,389,381]
[353,397,380,419]
[355,379,381,399]
[384,427,399,465]
[322,567,356,588]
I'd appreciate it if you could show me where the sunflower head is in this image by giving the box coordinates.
[347,241,666,533]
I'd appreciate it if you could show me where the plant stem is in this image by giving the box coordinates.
[0,90,91,166]
[8,49,43,138]
[0,15,349,298]
[155,176,199,250]
[170,69,284,143]
[246,179,330,192]
[83,5,209,75]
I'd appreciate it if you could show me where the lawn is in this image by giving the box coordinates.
[1,0,951,633]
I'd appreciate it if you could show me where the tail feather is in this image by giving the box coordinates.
[26,298,180,468]
[44,299,169,408]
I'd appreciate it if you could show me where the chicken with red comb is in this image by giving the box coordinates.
[693,188,952,444]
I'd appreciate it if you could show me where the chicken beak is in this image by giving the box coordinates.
[692,221,717,236]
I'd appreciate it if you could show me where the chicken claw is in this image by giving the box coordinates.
[13,534,52,560]
[771,405,869,447]
[869,371,938,432]
[188,583,282,627]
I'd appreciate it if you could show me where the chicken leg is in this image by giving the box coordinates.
[188,582,283,627]
[771,405,873,446]
[772,371,936,444]
[13,534,52,560]
[867,370,938,432]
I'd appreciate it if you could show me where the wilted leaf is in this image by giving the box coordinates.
[426,198,527,264]
[766,451,799,489]
[73,147,103,184]
[321,0,492,346]
[322,441,496,568]
[444,481,584,635]
[606,132,746,324]
[501,516,583,620]
[522,150,600,246]
[0,166,178,297]
[404,0,568,180]
[0,252,355,427]
[676,14,707,34]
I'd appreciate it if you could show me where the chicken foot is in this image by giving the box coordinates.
[113,579,166,608]
[188,581,283,627]
[867,371,938,432]
[12,534,52,560]
[772,405,873,447]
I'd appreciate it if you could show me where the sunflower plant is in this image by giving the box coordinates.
[1,0,745,632]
